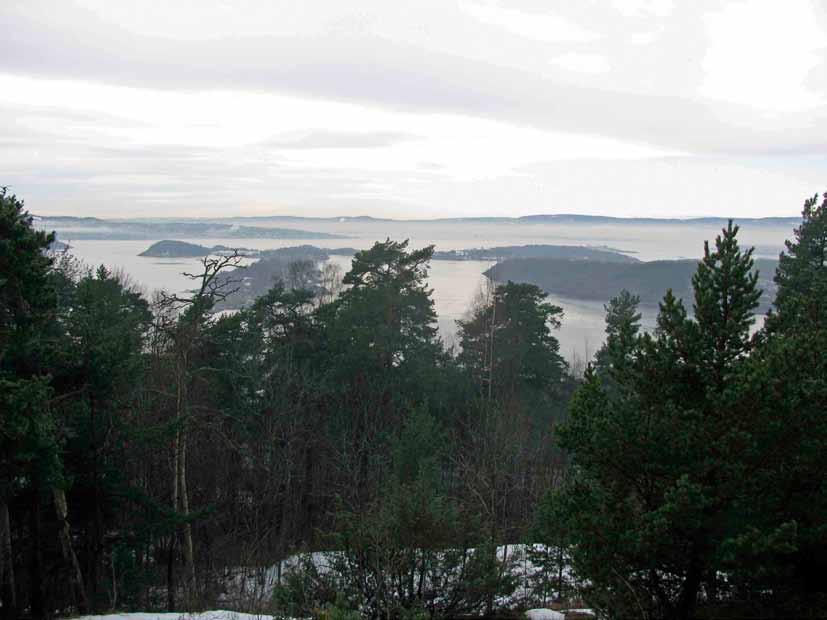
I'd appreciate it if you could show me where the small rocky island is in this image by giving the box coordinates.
[138,240,259,258]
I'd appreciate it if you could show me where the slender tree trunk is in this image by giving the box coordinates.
[53,487,90,613]
[0,499,17,617]
[557,543,564,601]
[676,550,703,620]
[89,394,103,605]
[172,427,180,514]
[488,290,496,400]
[170,412,181,612]
[174,352,196,607]
[179,430,196,603]
[109,552,118,611]
[30,493,44,620]
[166,534,176,611]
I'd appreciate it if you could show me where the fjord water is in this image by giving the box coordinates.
[63,218,793,362]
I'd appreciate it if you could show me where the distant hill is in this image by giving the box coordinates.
[244,243,637,263]
[36,216,347,240]
[487,257,778,309]
[229,213,801,226]
[514,214,800,227]
[259,245,359,260]
[433,244,638,263]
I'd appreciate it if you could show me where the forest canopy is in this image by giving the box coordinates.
[1,188,826,619]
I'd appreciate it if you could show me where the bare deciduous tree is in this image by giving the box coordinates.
[153,252,244,607]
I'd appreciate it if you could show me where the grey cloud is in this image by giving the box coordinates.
[2,133,419,216]
[261,129,417,149]
[3,1,827,156]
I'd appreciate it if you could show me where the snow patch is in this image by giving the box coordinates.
[73,612,276,620]
[525,610,566,620]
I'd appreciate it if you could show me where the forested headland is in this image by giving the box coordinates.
[2,188,827,619]
[487,257,779,309]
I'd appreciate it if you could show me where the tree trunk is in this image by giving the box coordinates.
[89,394,104,605]
[676,550,703,620]
[109,551,118,611]
[557,543,564,601]
[166,534,176,611]
[30,493,44,620]
[488,292,496,400]
[0,499,17,618]
[179,430,196,603]
[53,487,90,613]
[173,350,196,607]
[170,418,180,612]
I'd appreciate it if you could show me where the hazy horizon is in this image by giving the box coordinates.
[34,211,807,223]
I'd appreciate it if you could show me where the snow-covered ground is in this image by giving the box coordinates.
[221,544,578,608]
[73,613,276,620]
[72,610,594,620]
[214,545,595,618]
[526,609,566,620]
[68,546,594,620]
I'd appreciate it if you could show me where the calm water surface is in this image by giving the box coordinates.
[64,218,789,363]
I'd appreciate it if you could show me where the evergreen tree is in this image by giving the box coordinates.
[527,488,572,606]
[51,265,151,607]
[555,221,762,620]
[593,289,642,385]
[279,406,514,619]
[314,240,451,525]
[457,281,566,401]
[692,220,761,387]
[321,239,442,377]
[732,192,827,612]
[0,189,62,617]
[769,191,827,333]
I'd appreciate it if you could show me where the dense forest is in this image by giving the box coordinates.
[2,188,827,619]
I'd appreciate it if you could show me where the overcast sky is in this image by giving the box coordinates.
[2,0,826,219]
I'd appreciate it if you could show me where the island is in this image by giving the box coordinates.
[432,244,637,263]
[486,256,778,308]
[138,240,259,258]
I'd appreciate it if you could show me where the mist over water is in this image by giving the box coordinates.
[62,218,790,363]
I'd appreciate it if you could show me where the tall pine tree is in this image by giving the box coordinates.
[556,221,762,620]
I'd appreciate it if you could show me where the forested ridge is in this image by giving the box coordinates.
[2,188,827,619]
[487,257,779,308]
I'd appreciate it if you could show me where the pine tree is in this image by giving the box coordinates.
[732,192,827,611]
[555,221,762,620]
[52,265,151,606]
[692,220,761,387]
[594,289,641,386]
[769,191,827,333]
[321,239,441,376]
[457,281,565,401]
[0,189,62,617]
